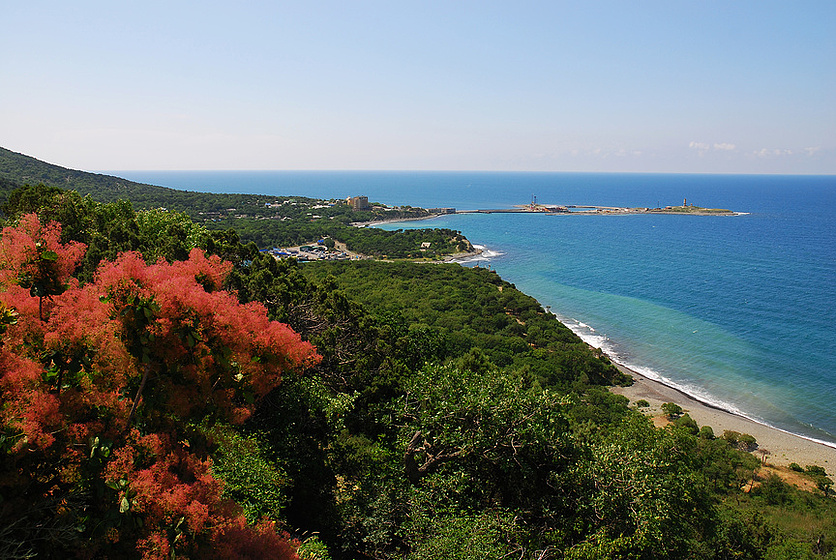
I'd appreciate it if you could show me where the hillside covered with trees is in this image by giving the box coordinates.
[0,148,468,259]
[0,154,834,559]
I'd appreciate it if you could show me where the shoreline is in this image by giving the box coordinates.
[551,306,836,467]
[442,247,483,263]
[370,218,836,470]
[608,360,836,468]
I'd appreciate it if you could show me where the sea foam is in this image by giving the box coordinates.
[450,244,504,264]
[558,313,753,419]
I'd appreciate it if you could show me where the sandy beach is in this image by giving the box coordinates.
[610,363,836,470]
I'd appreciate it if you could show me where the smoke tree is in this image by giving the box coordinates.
[0,215,319,559]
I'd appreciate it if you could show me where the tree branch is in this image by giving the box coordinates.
[404,430,463,485]
[125,362,151,431]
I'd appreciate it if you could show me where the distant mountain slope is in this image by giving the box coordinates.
[0,148,450,255]
[0,147,292,216]
[0,146,179,208]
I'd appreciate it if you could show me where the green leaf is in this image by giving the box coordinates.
[40,250,58,262]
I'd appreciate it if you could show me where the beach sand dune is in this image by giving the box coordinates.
[611,364,836,471]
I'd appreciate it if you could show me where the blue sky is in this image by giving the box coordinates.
[2,1,834,173]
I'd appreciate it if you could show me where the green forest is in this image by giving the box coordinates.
[0,150,834,559]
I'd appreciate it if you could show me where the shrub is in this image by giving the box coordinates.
[698,425,715,440]
[674,413,699,435]
[661,402,683,419]
[755,474,791,506]
[298,535,332,560]
[804,465,833,495]
[738,433,757,452]
[722,430,741,446]
[805,465,827,476]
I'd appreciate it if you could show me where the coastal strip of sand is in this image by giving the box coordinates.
[610,363,836,470]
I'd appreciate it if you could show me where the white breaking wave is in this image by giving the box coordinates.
[557,313,752,418]
[473,244,504,258]
[554,311,836,450]
[450,244,504,263]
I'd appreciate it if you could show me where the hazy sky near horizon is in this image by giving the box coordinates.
[2,1,834,173]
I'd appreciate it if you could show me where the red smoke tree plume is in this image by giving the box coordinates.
[0,214,319,559]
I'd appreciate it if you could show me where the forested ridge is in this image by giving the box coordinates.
[0,153,834,558]
[0,148,468,259]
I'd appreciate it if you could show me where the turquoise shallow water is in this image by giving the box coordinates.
[113,171,836,444]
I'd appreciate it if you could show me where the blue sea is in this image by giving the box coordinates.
[111,170,836,446]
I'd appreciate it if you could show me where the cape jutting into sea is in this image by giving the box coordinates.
[111,170,836,446]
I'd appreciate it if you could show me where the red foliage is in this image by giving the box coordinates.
[0,215,314,558]
[0,350,62,451]
[208,517,300,560]
[93,248,320,428]
[0,213,86,322]
[0,213,86,288]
